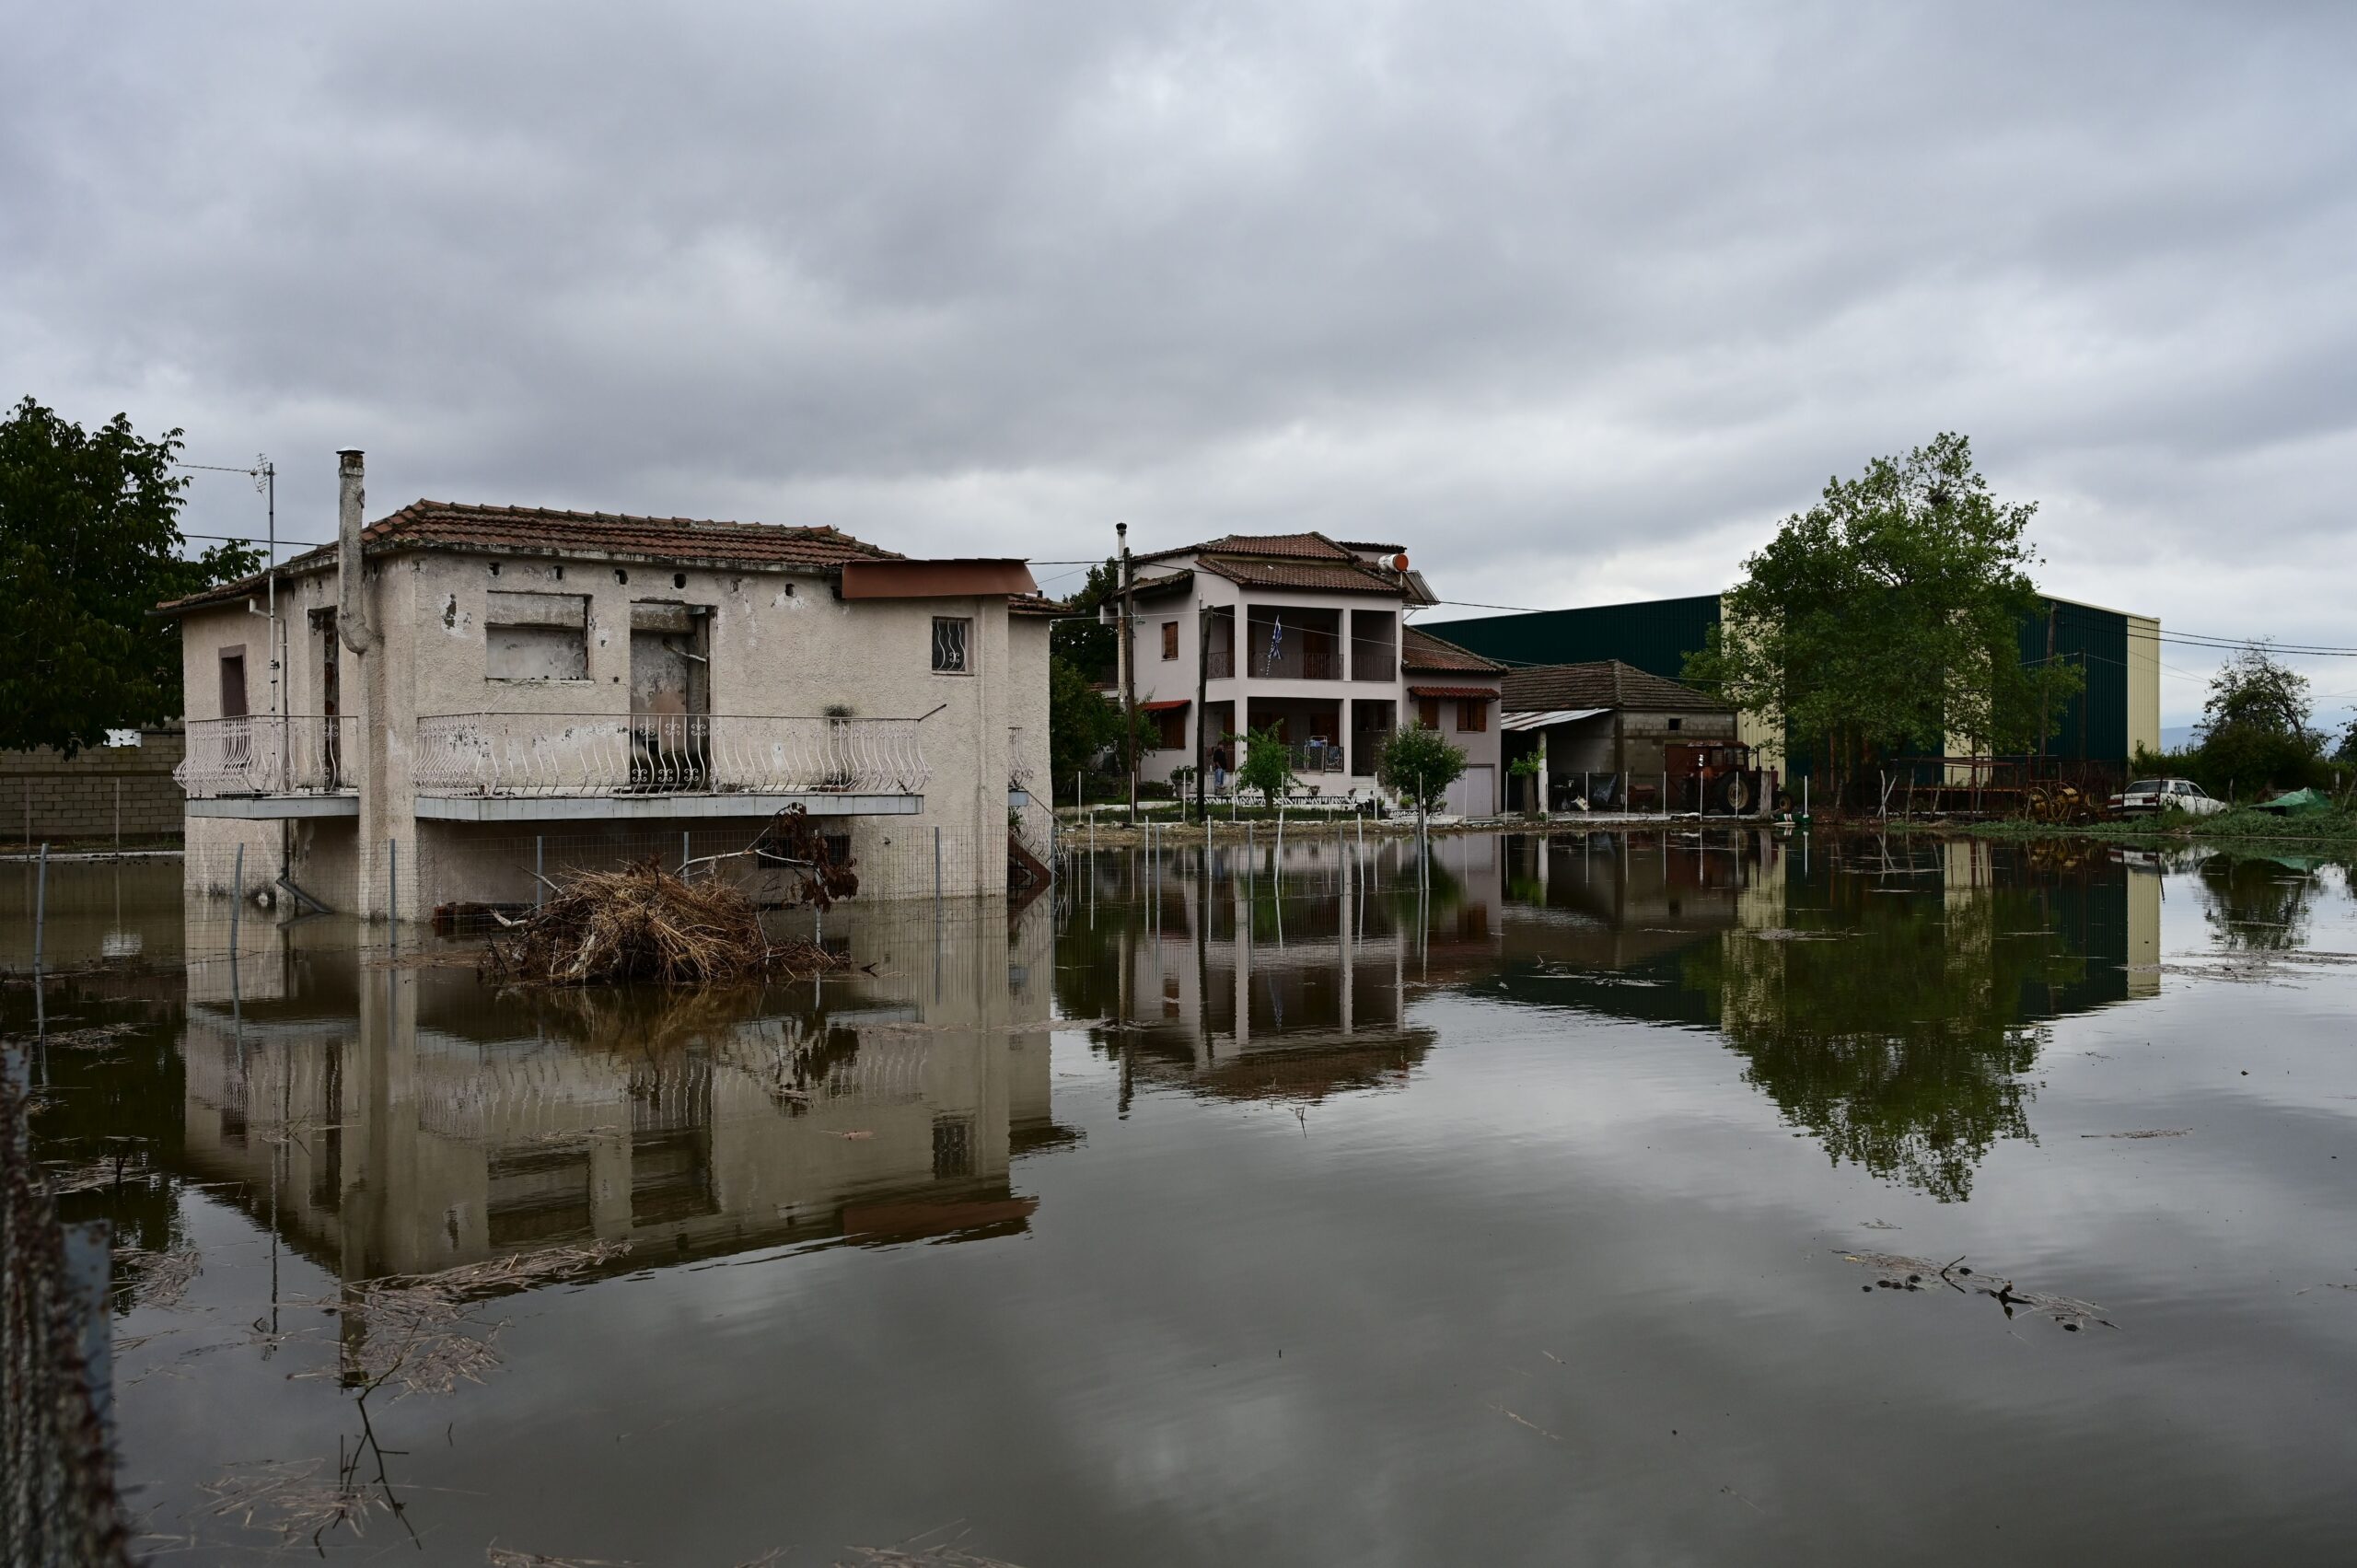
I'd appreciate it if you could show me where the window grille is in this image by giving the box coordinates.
[931,616,971,673]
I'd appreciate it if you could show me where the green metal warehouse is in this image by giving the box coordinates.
[1426,592,2160,777]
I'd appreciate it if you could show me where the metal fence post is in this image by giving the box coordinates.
[33,840,48,971]
[229,842,243,956]
[535,835,545,907]
[682,830,691,872]
[934,824,943,914]
[388,837,397,953]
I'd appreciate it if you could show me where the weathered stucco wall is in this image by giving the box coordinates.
[179,552,1036,913]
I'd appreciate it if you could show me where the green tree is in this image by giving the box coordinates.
[1377,724,1465,813]
[1050,559,1119,684]
[2195,645,2321,797]
[1046,655,1124,793]
[1235,724,1297,803]
[1683,434,2079,806]
[0,398,261,752]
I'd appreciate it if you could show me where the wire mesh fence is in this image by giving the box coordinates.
[2,1050,135,1568]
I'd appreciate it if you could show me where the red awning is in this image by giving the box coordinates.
[837,558,1040,599]
[1139,698,1190,713]
[1409,685,1496,699]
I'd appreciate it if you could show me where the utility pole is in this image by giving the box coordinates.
[1194,601,1210,823]
[1119,522,1139,824]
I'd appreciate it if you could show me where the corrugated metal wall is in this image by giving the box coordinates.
[2019,598,2131,764]
[1422,595,1724,679]
[1430,592,2138,773]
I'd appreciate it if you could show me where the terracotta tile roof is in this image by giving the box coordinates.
[1336,540,1406,554]
[1407,684,1497,699]
[372,501,898,569]
[1008,593,1071,618]
[1192,555,1407,596]
[1401,626,1503,674]
[1137,531,1357,563]
[1501,660,1729,714]
[158,500,901,614]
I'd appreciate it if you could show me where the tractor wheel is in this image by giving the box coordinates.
[1713,771,1753,814]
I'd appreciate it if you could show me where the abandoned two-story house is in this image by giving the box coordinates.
[160,452,1054,917]
[1113,533,1504,816]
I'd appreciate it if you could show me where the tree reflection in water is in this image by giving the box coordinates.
[2194,853,2318,953]
[1687,865,2088,1203]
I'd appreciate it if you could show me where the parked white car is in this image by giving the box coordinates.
[2110,778,2226,817]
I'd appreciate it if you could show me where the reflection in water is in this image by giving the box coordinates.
[20,837,2354,1564]
[157,899,1063,1296]
[2195,852,2320,952]
[1052,829,2162,1201]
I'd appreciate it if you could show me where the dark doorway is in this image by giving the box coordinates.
[629,603,712,790]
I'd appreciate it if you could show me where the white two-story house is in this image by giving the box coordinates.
[159,451,1055,918]
[1113,533,1504,816]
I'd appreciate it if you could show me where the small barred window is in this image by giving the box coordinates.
[932,616,971,673]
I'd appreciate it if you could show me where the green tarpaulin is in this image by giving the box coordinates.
[2255,787,2331,817]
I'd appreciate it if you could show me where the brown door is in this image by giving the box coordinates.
[219,649,250,767]
[219,650,248,717]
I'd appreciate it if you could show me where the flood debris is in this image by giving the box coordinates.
[482,857,850,987]
[201,1458,388,1550]
[1841,1249,2117,1330]
[837,1527,1025,1567]
[290,1241,631,1399]
[115,1244,202,1309]
[485,1547,643,1567]
[2080,1128,2191,1139]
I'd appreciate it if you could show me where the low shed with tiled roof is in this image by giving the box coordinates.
[1499,660,1738,807]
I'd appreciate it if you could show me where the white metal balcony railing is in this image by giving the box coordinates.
[176,714,358,797]
[411,714,931,798]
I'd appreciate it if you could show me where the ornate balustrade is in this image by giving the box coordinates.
[411,714,930,798]
[175,715,357,797]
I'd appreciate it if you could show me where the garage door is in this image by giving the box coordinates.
[1446,764,1494,818]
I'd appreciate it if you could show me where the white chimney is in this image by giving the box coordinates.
[336,449,377,655]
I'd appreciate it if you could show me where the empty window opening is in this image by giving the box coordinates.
[486,592,590,680]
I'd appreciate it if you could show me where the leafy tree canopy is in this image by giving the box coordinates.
[0,397,261,753]
[1236,724,1297,802]
[1047,655,1114,784]
[1050,559,1119,685]
[2196,645,2323,796]
[1683,433,2079,801]
[1377,724,1466,813]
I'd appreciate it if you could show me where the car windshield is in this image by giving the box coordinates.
[2128,780,2162,793]
[2177,781,2207,796]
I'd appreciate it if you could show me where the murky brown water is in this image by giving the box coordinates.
[12,830,2357,1564]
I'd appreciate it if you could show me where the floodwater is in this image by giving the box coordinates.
[10,830,2357,1565]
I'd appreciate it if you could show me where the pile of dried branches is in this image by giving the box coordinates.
[482,859,847,986]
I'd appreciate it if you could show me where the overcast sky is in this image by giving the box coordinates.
[5,2,2352,726]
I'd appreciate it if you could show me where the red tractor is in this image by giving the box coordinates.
[1666,741,1766,816]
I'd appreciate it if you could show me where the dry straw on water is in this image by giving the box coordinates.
[483,858,847,987]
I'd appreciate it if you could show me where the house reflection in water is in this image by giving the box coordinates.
[171,899,1069,1285]
[1051,824,2164,1202]
[1053,831,1515,1103]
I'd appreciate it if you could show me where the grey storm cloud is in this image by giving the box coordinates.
[4,0,2354,721]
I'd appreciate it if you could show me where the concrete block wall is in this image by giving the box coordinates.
[0,729,187,844]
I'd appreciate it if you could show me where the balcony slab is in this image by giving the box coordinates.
[413,792,923,822]
[186,796,360,819]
